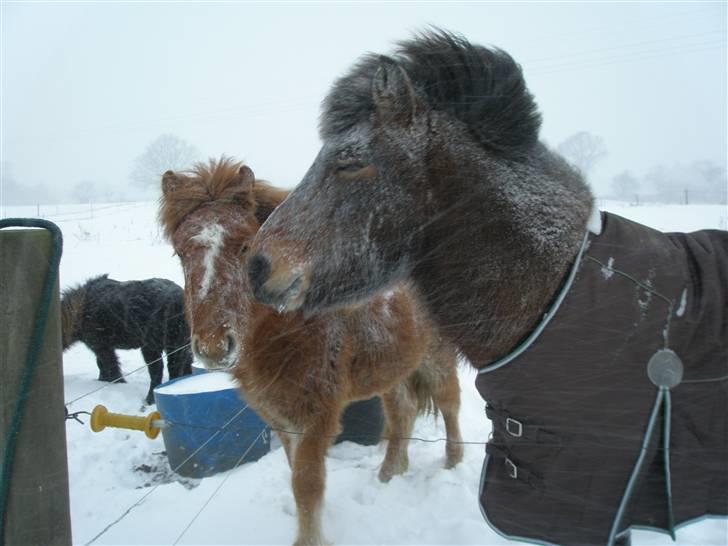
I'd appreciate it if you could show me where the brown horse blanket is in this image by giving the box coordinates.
[476,211,728,546]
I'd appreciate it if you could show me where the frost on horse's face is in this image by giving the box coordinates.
[173,205,255,366]
[162,165,259,370]
[249,62,437,315]
[248,29,578,367]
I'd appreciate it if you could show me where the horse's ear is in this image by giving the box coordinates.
[237,165,255,191]
[229,165,256,209]
[162,171,181,195]
[254,185,289,225]
[371,56,418,127]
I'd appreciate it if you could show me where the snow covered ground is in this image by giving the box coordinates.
[6,200,727,545]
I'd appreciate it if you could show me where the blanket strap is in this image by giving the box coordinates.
[486,405,560,446]
[485,443,543,489]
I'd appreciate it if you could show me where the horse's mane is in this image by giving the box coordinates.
[320,28,542,157]
[158,156,289,240]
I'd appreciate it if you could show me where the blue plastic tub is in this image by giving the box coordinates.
[154,372,270,478]
[189,363,382,445]
[190,363,208,375]
[337,397,384,446]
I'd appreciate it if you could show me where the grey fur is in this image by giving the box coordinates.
[251,28,593,367]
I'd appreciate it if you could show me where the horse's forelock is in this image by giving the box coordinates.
[320,29,542,156]
[190,157,253,202]
[158,157,255,241]
[319,53,381,139]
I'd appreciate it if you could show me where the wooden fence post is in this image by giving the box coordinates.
[0,228,71,546]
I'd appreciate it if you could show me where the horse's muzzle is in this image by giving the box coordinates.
[191,331,238,370]
[248,253,271,296]
[248,252,308,313]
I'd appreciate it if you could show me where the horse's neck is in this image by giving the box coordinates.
[415,142,592,367]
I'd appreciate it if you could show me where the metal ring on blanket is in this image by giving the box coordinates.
[647,349,684,389]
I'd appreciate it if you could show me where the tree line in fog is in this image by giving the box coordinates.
[2,132,726,206]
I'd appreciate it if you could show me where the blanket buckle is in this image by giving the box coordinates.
[505,457,518,479]
[506,417,523,437]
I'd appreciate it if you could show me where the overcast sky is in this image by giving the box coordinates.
[2,1,726,202]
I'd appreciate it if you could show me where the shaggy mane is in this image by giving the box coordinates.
[158,156,288,240]
[320,28,542,157]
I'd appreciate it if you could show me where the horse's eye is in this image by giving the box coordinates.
[335,162,376,179]
[336,162,365,173]
[240,244,249,255]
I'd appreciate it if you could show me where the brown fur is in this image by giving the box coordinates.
[159,157,463,546]
[158,155,288,242]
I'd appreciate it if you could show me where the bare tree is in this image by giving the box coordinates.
[130,134,200,190]
[557,131,607,175]
[611,171,640,202]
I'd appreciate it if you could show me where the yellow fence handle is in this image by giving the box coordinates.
[90,404,163,439]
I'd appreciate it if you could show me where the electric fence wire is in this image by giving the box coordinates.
[64,342,192,408]
[171,427,268,546]
[84,402,250,545]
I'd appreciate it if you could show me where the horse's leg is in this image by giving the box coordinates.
[256,411,296,469]
[291,418,334,546]
[165,349,180,379]
[94,347,125,383]
[166,323,193,378]
[180,344,193,375]
[433,362,464,469]
[379,384,417,483]
[165,346,189,379]
[278,430,299,469]
[141,346,163,405]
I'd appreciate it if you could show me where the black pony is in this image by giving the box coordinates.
[61,275,193,404]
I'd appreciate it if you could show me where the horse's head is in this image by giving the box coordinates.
[248,30,543,315]
[247,58,433,315]
[60,283,85,350]
[159,157,286,370]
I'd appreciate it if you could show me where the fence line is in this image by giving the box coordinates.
[84,403,250,545]
[64,342,192,408]
[171,428,267,545]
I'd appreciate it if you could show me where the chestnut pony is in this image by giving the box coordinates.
[158,157,463,546]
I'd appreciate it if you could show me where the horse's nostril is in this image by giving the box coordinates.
[248,253,271,293]
[191,331,236,369]
[191,335,201,358]
[224,332,237,356]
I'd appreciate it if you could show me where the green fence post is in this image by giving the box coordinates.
[0,228,71,546]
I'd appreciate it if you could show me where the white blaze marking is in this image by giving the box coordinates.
[192,223,226,299]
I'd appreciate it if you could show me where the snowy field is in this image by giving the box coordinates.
[5,200,728,545]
